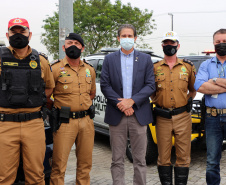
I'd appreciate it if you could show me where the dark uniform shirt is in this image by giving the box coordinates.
[152,58,196,109]
[0,46,55,114]
[52,57,96,112]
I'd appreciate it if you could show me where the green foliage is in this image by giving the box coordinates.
[41,0,155,59]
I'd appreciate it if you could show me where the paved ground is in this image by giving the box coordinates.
[14,133,226,184]
[64,133,226,185]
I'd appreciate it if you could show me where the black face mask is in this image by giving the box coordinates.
[65,45,82,59]
[163,45,178,56]
[9,33,29,49]
[215,43,226,56]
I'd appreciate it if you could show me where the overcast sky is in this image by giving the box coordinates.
[0,0,226,61]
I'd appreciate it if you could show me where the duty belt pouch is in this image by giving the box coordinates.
[154,106,172,119]
[59,106,71,123]
[8,86,28,105]
[88,104,95,119]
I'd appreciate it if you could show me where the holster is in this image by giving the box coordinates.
[41,105,49,121]
[88,104,95,119]
[186,97,193,112]
[49,107,60,133]
[154,106,172,119]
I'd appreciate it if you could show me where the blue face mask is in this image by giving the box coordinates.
[120,38,134,51]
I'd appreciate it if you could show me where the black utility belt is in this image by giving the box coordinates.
[154,105,188,119]
[0,111,42,122]
[70,110,89,119]
[58,108,89,124]
[58,105,95,123]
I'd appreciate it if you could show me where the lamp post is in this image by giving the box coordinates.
[168,13,173,31]
[59,0,74,59]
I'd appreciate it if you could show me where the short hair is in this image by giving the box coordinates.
[213,29,226,39]
[118,24,137,37]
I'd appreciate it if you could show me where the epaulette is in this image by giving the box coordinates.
[183,58,194,66]
[38,52,48,60]
[83,59,94,68]
[51,59,61,66]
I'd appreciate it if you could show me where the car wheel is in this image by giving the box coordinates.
[126,127,158,165]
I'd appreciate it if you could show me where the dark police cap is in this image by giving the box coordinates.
[65,33,84,46]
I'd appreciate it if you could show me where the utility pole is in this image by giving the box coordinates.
[59,0,74,59]
[168,13,173,31]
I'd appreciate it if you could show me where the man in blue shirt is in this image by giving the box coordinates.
[194,29,226,185]
[100,24,155,185]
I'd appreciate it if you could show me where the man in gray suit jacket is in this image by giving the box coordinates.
[100,24,156,185]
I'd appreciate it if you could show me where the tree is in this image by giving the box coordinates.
[41,0,155,59]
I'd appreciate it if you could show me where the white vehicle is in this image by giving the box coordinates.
[0,40,5,46]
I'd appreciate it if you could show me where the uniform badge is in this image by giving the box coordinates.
[86,68,91,77]
[158,84,162,87]
[60,70,67,74]
[156,66,163,73]
[13,18,22,23]
[29,60,38,69]
[181,66,187,73]
[63,85,68,89]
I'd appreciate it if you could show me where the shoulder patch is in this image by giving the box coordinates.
[83,59,94,68]
[39,52,48,60]
[51,59,60,66]
[183,59,194,66]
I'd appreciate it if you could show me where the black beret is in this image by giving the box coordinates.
[65,33,84,46]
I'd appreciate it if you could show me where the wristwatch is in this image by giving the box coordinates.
[213,77,217,83]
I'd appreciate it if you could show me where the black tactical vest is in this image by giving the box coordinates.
[0,47,46,108]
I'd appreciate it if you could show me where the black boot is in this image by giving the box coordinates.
[174,167,189,185]
[158,165,173,185]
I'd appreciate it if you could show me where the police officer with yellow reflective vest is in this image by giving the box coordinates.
[0,18,55,184]
[49,33,96,185]
[151,31,196,185]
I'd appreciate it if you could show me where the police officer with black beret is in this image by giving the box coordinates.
[50,33,96,185]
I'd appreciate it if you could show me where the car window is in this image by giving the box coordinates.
[96,59,103,83]
[86,59,98,70]
[188,59,201,72]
